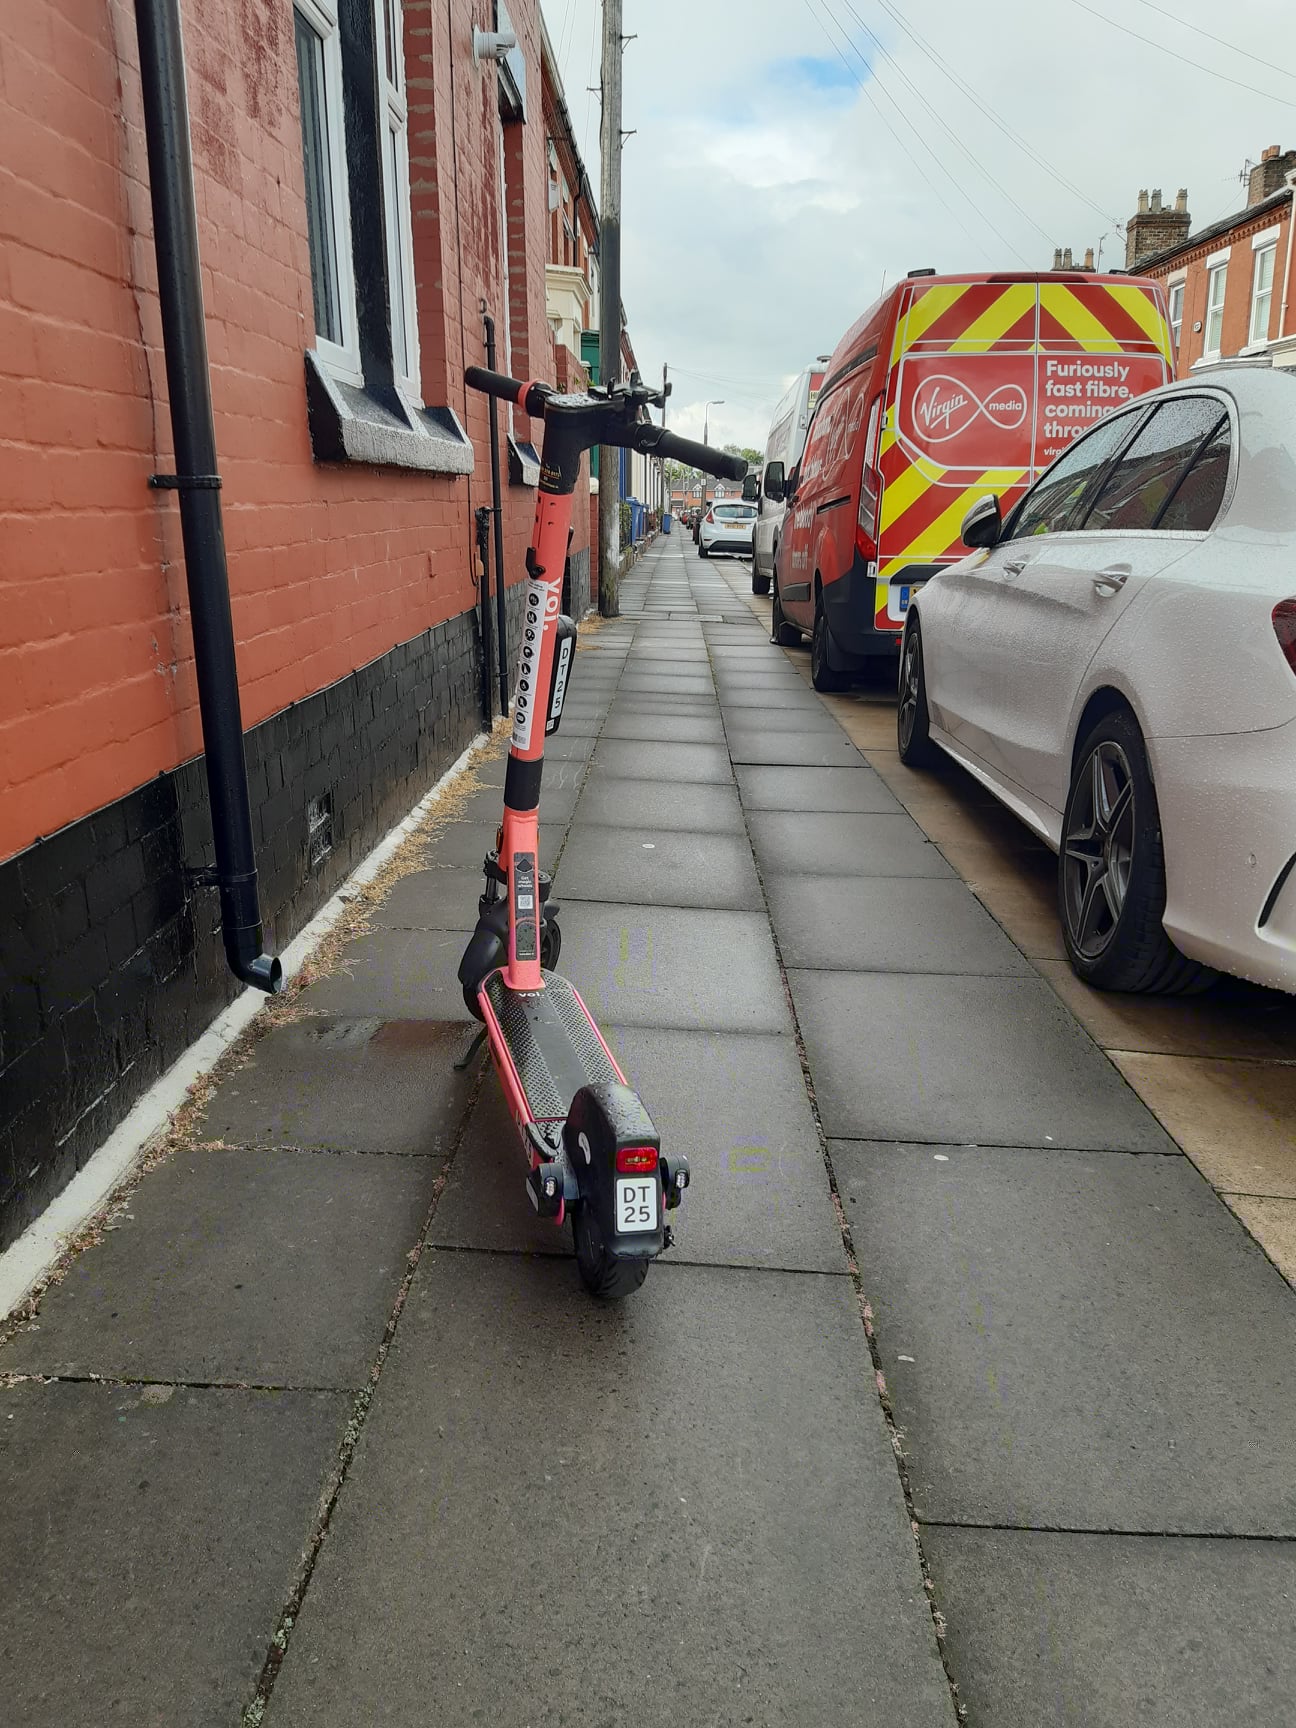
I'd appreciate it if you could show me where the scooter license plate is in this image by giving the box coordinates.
[616,1177,658,1233]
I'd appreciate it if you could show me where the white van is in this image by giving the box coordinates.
[750,358,830,595]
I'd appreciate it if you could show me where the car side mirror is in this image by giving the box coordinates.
[763,460,786,503]
[961,494,1003,550]
[741,473,760,502]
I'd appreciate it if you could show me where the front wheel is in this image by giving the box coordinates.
[751,562,771,596]
[810,594,847,692]
[572,1204,649,1299]
[771,576,800,646]
[897,623,940,767]
[1059,710,1213,995]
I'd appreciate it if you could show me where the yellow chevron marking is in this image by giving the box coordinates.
[1039,284,1129,352]
[1105,283,1175,363]
[893,282,972,360]
[880,468,1027,573]
[943,283,1036,353]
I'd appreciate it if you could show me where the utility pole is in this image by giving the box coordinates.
[660,361,670,522]
[597,0,624,616]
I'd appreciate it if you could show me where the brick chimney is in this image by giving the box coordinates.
[1125,186,1192,267]
[1248,145,1296,206]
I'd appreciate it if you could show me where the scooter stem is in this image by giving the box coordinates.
[500,449,575,992]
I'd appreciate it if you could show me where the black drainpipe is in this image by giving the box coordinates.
[133,0,282,993]
[482,312,510,716]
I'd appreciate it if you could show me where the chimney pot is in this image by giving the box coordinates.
[1175,187,1188,213]
[1052,246,1062,270]
[1150,188,1163,212]
[1062,246,1074,268]
[1263,145,1280,161]
[1084,246,1095,270]
[1138,189,1149,213]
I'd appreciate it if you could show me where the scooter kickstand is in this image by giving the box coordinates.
[453,1024,489,1072]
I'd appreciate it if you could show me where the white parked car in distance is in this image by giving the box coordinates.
[898,366,1296,996]
[699,500,757,558]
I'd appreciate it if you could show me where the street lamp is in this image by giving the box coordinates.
[703,399,724,509]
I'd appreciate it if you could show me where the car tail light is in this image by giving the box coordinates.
[616,1146,658,1175]
[705,509,714,524]
[1274,599,1296,674]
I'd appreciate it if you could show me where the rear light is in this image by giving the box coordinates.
[616,1146,659,1175]
[1275,599,1296,674]
[705,509,714,523]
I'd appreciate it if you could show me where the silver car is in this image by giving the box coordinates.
[899,365,1296,996]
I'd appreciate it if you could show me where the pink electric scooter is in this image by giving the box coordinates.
[456,366,745,1297]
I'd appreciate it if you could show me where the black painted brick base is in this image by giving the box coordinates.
[0,595,524,1252]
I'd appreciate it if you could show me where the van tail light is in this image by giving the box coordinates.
[1274,599,1296,674]
[616,1146,659,1175]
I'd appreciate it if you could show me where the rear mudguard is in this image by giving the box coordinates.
[564,1082,664,1261]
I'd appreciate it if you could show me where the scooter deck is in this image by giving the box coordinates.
[483,969,622,1127]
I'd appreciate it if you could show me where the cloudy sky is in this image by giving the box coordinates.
[548,0,1296,450]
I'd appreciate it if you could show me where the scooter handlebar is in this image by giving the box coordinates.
[635,425,748,481]
[464,365,549,418]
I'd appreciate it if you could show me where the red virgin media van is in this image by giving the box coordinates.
[768,270,1175,689]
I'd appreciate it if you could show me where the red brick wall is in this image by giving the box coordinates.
[1147,203,1294,376]
[0,0,554,864]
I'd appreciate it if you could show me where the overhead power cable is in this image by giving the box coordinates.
[800,0,1024,265]
[1130,0,1296,88]
[1065,0,1296,109]
[828,0,1061,251]
[866,0,1124,227]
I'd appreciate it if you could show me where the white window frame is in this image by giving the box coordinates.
[1250,241,1277,347]
[1167,278,1185,359]
[294,0,362,386]
[374,0,421,401]
[1204,261,1228,359]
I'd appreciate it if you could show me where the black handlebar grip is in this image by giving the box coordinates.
[464,365,527,403]
[644,427,748,482]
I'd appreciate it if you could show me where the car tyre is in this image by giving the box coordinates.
[770,576,800,646]
[751,563,771,596]
[698,540,709,558]
[810,591,847,692]
[897,621,940,767]
[1059,709,1214,995]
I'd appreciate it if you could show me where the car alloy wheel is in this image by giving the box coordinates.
[1061,740,1135,962]
[896,623,938,767]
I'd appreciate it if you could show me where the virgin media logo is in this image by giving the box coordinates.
[910,375,1028,443]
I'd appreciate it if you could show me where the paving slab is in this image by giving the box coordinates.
[0,1380,348,1728]
[1,1145,434,1388]
[600,710,727,743]
[454,781,580,826]
[617,672,717,698]
[767,875,1033,974]
[736,763,904,814]
[199,1015,477,1155]
[925,1526,1296,1728]
[749,810,954,879]
[433,1027,842,1270]
[470,753,587,794]
[573,776,746,833]
[411,820,565,871]
[789,972,1173,1149]
[540,730,596,761]
[268,1253,953,1728]
[717,686,835,711]
[298,926,474,1022]
[551,901,788,1032]
[607,693,721,718]
[591,738,734,783]
[836,1140,1296,1532]
[557,824,761,909]
[726,729,868,767]
[371,864,486,932]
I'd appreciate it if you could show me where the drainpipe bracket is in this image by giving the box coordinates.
[149,473,223,491]
[184,863,220,890]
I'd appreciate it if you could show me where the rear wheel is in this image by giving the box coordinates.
[810,592,847,692]
[897,622,940,767]
[572,1204,649,1299]
[770,576,800,646]
[1059,710,1213,994]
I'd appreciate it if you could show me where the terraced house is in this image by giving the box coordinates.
[0,0,620,1248]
